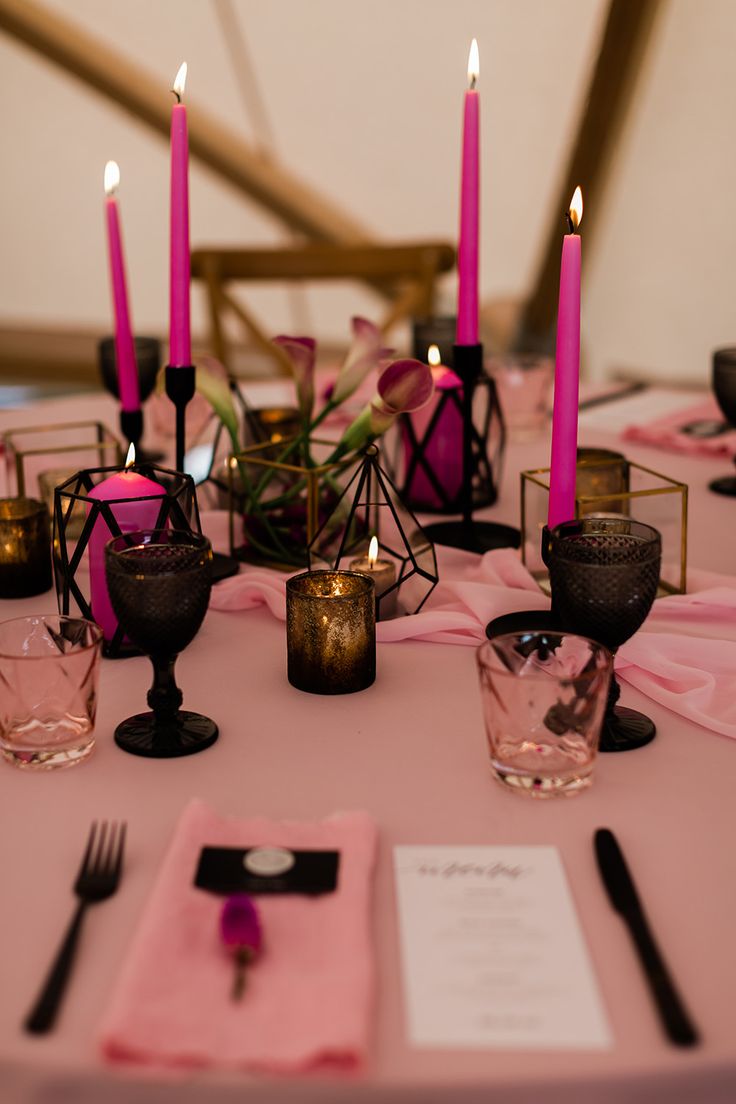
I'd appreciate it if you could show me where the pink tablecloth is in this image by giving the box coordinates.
[1,388,735,1104]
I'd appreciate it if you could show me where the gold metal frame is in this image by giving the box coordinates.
[521,458,688,595]
[3,420,122,497]
[227,436,359,571]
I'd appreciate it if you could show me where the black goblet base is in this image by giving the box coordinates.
[600,706,656,753]
[485,608,558,638]
[114,710,219,758]
[709,474,736,496]
[423,519,520,554]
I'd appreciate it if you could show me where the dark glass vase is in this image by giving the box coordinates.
[548,517,661,752]
[105,529,218,758]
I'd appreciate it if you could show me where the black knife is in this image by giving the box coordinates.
[594,828,699,1047]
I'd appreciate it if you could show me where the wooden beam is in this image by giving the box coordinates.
[514,0,664,351]
[0,0,373,246]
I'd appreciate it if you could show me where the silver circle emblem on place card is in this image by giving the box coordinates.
[244,847,295,876]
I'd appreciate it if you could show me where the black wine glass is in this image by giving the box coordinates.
[104,529,218,758]
[548,517,661,753]
[710,348,736,496]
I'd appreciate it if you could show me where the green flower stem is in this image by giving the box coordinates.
[230,445,299,563]
[248,399,340,503]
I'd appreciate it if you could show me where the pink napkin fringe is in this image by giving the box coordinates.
[99,800,378,1075]
[207,541,736,740]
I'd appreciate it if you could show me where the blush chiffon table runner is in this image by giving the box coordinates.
[1,387,736,1104]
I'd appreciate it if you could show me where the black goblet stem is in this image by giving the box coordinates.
[165,364,196,474]
[599,667,656,753]
[147,653,183,725]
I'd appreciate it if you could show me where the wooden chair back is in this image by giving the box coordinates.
[190,241,455,375]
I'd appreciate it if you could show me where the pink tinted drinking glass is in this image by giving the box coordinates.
[0,615,103,770]
[476,631,612,797]
[487,355,553,442]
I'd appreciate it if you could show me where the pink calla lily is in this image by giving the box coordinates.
[331,317,383,404]
[335,358,435,455]
[273,335,316,423]
[375,358,434,415]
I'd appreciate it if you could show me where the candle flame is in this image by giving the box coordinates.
[125,443,136,468]
[172,61,187,101]
[428,344,441,368]
[467,39,479,88]
[104,160,120,196]
[569,186,583,230]
[368,535,378,567]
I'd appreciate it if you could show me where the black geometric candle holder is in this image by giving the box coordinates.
[52,462,200,658]
[395,370,503,515]
[308,445,438,620]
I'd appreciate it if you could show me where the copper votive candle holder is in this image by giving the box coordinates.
[0,497,53,598]
[286,570,376,694]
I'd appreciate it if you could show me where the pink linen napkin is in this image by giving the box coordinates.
[207,545,736,739]
[99,800,378,1074]
[622,396,736,458]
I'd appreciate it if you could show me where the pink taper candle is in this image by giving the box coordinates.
[548,186,584,529]
[103,161,140,413]
[169,62,191,367]
[456,38,480,346]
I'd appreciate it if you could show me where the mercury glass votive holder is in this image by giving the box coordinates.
[286,570,376,694]
[0,497,53,598]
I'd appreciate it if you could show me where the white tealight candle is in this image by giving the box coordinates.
[349,536,398,620]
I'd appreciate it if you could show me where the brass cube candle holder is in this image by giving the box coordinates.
[227,436,360,571]
[3,420,122,501]
[521,453,688,595]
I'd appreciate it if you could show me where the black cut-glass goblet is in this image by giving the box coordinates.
[548,517,661,753]
[710,348,736,496]
[104,529,218,758]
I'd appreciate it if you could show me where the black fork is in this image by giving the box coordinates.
[25,821,126,1034]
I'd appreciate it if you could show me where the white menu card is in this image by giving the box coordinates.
[393,845,611,1049]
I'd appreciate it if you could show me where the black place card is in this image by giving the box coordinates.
[194,845,340,896]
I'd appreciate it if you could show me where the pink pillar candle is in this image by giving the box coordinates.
[548,187,583,529]
[456,39,480,347]
[169,62,191,367]
[403,354,464,509]
[103,161,140,413]
[87,460,164,641]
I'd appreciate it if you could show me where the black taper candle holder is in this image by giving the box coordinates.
[119,409,143,456]
[422,343,520,554]
[165,364,196,474]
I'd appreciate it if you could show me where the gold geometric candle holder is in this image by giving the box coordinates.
[3,420,122,500]
[521,451,688,596]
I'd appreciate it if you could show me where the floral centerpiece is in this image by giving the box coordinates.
[197,318,434,568]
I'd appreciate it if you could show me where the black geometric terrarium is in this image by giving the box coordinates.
[52,462,200,658]
[308,446,438,620]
